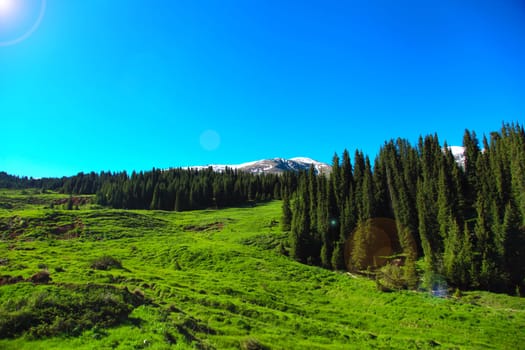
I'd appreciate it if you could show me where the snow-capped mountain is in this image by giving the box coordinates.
[187,157,331,175]
[447,146,466,168]
[188,148,466,176]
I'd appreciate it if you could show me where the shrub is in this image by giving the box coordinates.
[28,271,51,284]
[376,264,406,291]
[0,284,145,339]
[90,255,122,270]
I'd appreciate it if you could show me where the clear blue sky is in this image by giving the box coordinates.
[1,0,524,178]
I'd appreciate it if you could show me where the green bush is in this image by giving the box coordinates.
[90,255,122,270]
[0,284,144,339]
[376,264,406,291]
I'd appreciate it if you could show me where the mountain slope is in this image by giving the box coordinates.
[188,157,331,175]
[186,147,467,175]
[448,146,466,167]
[0,191,524,349]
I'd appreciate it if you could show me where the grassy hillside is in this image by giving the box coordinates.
[0,189,524,349]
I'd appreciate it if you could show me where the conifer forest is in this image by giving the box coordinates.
[2,123,525,294]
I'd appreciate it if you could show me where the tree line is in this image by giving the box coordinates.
[0,172,64,190]
[93,167,297,211]
[3,122,524,293]
[1,167,298,211]
[284,123,525,294]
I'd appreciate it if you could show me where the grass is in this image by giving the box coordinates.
[0,189,524,349]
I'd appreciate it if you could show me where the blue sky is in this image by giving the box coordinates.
[1,0,524,178]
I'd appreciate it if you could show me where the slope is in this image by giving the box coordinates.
[186,157,331,175]
[0,190,523,349]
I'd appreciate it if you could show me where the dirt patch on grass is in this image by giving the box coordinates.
[0,275,24,286]
[0,216,28,239]
[53,218,85,239]
[53,196,91,206]
[0,271,51,286]
[28,271,52,284]
[0,214,85,240]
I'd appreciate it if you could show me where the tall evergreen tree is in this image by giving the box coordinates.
[281,190,292,232]
[289,179,311,263]
[317,176,332,268]
[502,201,525,291]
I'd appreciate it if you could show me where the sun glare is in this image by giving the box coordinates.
[0,0,16,16]
[0,0,46,46]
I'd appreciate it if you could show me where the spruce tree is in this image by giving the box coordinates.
[289,180,311,263]
[317,176,332,268]
[417,179,438,275]
[308,165,318,234]
[361,156,375,220]
[340,149,353,203]
[66,195,74,210]
[443,217,463,286]
[281,190,292,232]
[331,241,346,270]
[353,150,365,221]
[150,184,161,210]
[349,220,369,271]
[502,202,525,291]
[330,153,342,208]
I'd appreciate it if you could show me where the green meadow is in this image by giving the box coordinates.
[0,190,523,349]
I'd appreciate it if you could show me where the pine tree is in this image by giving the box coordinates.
[348,220,369,271]
[443,217,463,286]
[330,153,342,208]
[308,165,318,234]
[340,149,353,203]
[317,176,332,268]
[66,195,74,211]
[417,179,438,275]
[353,150,365,221]
[174,189,185,212]
[459,222,475,288]
[150,184,161,210]
[502,202,525,291]
[331,241,346,270]
[289,180,311,263]
[474,197,498,289]
[281,190,292,232]
[361,156,375,220]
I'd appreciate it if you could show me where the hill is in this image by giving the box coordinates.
[186,157,331,175]
[0,190,524,349]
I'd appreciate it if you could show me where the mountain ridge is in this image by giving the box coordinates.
[184,147,467,175]
[186,157,332,175]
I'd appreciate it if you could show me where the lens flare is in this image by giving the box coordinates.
[200,130,221,151]
[0,0,46,47]
[0,0,16,15]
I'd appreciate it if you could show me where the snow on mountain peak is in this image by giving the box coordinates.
[289,157,321,164]
[186,157,331,175]
[446,146,466,167]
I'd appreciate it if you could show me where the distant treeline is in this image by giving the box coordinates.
[93,168,296,210]
[0,172,64,190]
[0,167,298,211]
[284,123,525,294]
[3,123,524,294]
